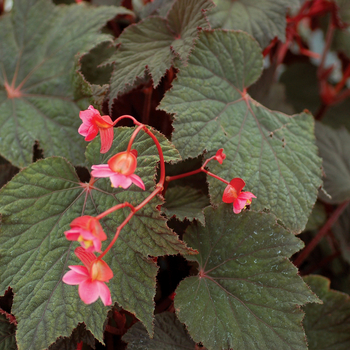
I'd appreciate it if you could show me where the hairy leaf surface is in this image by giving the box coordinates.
[303,275,350,350]
[160,30,322,233]
[0,128,191,349]
[175,205,320,350]
[0,0,129,167]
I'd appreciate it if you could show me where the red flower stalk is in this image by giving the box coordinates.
[91,150,145,190]
[78,105,114,153]
[63,247,113,306]
[222,178,256,214]
[65,216,107,252]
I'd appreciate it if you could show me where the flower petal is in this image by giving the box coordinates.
[110,174,132,189]
[229,178,245,193]
[75,246,96,269]
[64,228,81,241]
[129,174,145,190]
[78,279,100,304]
[233,200,244,214]
[238,191,257,200]
[62,269,88,285]
[68,265,89,276]
[91,164,115,177]
[97,281,112,306]
[99,126,114,154]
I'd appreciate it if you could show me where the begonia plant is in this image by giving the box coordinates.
[1,1,350,350]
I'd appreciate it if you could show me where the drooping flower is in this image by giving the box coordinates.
[63,247,113,306]
[222,178,256,214]
[65,216,107,253]
[78,105,114,153]
[214,148,226,164]
[91,150,145,190]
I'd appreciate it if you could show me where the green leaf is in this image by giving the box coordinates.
[0,0,127,168]
[208,0,299,48]
[163,186,210,224]
[107,0,213,103]
[122,312,195,349]
[0,128,193,349]
[303,275,350,350]
[160,30,322,233]
[315,122,350,204]
[0,157,18,189]
[0,312,16,350]
[175,205,320,350]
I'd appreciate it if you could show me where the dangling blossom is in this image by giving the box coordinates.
[91,150,145,190]
[222,178,256,214]
[214,148,226,164]
[78,105,114,153]
[63,247,113,306]
[64,216,107,253]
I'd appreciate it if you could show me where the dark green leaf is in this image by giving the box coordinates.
[107,0,213,103]
[0,0,128,167]
[123,312,195,350]
[160,30,322,233]
[163,186,210,224]
[175,205,320,350]
[316,122,350,204]
[0,128,193,349]
[303,275,350,350]
[208,0,299,48]
[0,312,16,350]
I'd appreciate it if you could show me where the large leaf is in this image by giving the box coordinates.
[107,0,213,103]
[0,128,193,350]
[160,30,322,233]
[332,204,350,264]
[303,275,350,350]
[208,0,299,48]
[315,122,350,204]
[175,205,320,350]
[0,0,129,168]
[123,312,195,349]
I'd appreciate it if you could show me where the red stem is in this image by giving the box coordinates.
[294,200,350,267]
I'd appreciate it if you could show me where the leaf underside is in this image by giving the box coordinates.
[175,205,320,350]
[0,127,193,350]
[160,29,322,233]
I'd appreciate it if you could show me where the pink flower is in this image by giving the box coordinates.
[214,148,226,164]
[78,105,114,153]
[222,178,256,214]
[63,247,113,306]
[64,216,107,252]
[91,150,145,190]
